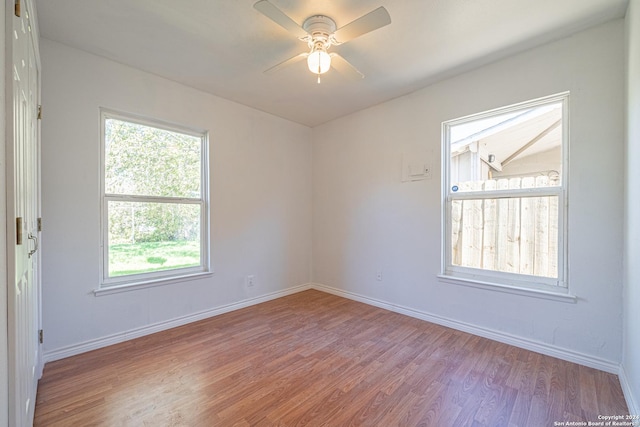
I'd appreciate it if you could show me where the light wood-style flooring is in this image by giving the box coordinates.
[34,290,628,426]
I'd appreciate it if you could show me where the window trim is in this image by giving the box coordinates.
[98,108,211,290]
[441,92,570,294]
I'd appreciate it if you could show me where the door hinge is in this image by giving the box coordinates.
[14,0,20,17]
[39,329,43,344]
[16,217,23,245]
[37,217,42,232]
[37,105,42,120]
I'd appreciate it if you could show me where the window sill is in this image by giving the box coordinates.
[437,274,577,303]
[94,271,214,296]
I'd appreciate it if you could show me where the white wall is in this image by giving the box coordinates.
[313,21,625,367]
[623,0,640,415]
[40,39,313,356]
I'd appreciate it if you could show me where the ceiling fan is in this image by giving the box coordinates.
[253,0,391,83]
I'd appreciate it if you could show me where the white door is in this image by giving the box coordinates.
[9,0,41,425]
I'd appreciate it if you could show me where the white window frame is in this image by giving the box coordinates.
[441,93,570,298]
[98,109,210,291]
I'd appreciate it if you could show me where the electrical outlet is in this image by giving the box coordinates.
[246,275,255,287]
[376,271,382,281]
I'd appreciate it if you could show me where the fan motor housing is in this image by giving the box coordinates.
[302,15,337,39]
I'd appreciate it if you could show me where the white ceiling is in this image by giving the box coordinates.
[34,0,628,127]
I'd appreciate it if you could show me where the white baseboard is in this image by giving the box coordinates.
[44,282,625,383]
[43,283,313,363]
[309,283,621,375]
[619,364,640,416]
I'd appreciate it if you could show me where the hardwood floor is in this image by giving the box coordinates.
[34,290,628,426]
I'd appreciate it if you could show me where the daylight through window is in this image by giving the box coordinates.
[101,111,209,287]
[442,93,568,291]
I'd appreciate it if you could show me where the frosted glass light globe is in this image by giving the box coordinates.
[307,49,331,74]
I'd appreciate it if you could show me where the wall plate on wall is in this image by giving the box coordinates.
[401,152,433,182]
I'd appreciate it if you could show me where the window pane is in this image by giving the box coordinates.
[450,195,558,278]
[105,118,201,198]
[449,102,562,194]
[107,201,201,277]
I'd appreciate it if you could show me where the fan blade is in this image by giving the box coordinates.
[333,6,391,44]
[329,53,364,80]
[254,0,308,39]
[264,52,309,74]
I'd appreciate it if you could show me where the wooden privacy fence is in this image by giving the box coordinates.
[451,175,559,278]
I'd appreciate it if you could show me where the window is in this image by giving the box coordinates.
[100,110,209,288]
[442,93,568,293]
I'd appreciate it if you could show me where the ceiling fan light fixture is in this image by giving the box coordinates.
[307,48,331,74]
[254,1,391,80]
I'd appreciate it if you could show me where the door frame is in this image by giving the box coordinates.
[1,0,9,424]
